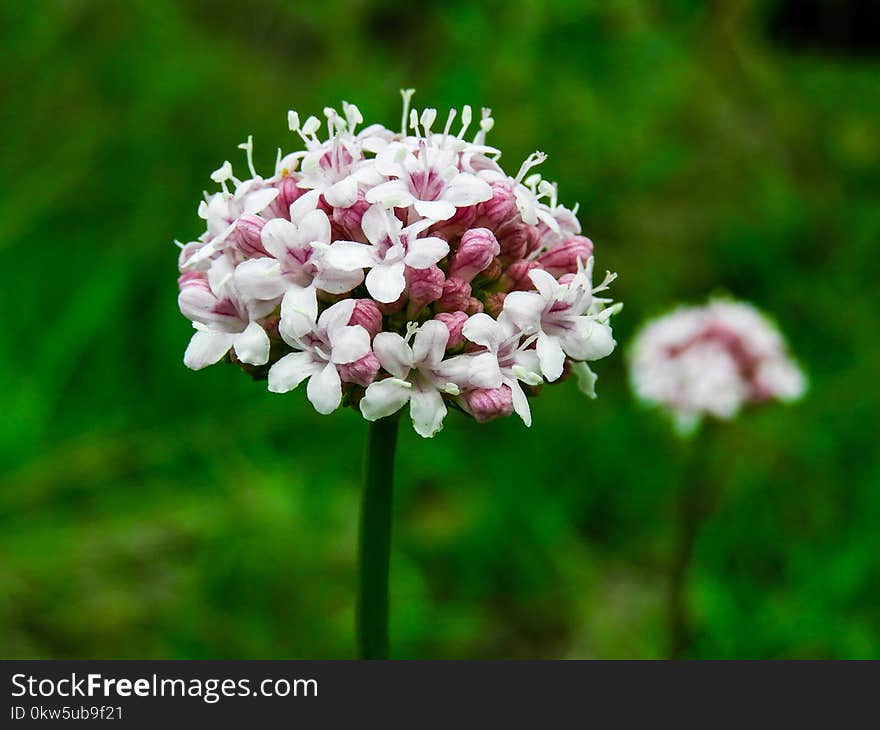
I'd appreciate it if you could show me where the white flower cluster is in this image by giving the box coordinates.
[628,299,806,433]
[177,92,620,437]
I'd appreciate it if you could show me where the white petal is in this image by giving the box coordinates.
[242,187,279,215]
[360,378,411,421]
[279,285,318,343]
[183,330,236,370]
[409,384,447,438]
[360,204,393,245]
[501,291,545,332]
[373,332,413,379]
[468,351,503,389]
[330,325,371,365]
[413,199,456,222]
[529,268,560,300]
[261,218,299,260]
[318,298,357,333]
[268,351,320,393]
[325,241,377,272]
[412,320,449,369]
[404,236,449,269]
[233,321,270,365]
[298,208,331,246]
[462,312,501,348]
[365,180,414,209]
[307,361,342,415]
[323,176,359,208]
[537,331,566,382]
[365,261,406,303]
[571,361,598,399]
[508,380,533,427]
[443,173,492,206]
[563,319,616,361]
[233,258,286,301]
[314,265,364,295]
[289,189,321,220]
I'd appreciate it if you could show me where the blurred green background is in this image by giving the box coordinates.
[2,0,878,659]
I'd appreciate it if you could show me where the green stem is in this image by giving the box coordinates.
[356,414,400,659]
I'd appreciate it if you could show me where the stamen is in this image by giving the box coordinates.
[420,108,437,136]
[237,135,257,178]
[442,108,457,141]
[514,151,546,184]
[343,101,363,133]
[287,110,300,132]
[400,88,415,134]
[409,108,420,138]
[458,105,472,139]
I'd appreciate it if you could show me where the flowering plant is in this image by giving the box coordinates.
[628,299,806,434]
[177,91,619,438]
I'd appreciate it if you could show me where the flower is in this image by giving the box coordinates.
[178,259,276,370]
[502,259,617,382]
[360,321,470,438]
[268,299,371,414]
[628,299,807,433]
[324,204,449,303]
[175,92,620,436]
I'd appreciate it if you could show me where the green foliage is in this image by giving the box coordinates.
[1,0,878,658]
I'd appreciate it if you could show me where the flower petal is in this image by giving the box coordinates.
[324,241,377,272]
[365,179,414,209]
[443,173,492,206]
[307,361,343,414]
[403,236,450,269]
[571,360,598,399]
[413,199,456,222]
[501,291,544,332]
[467,351,503,389]
[412,320,449,369]
[528,268,560,300]
[409,383,447,438]
[536,331,566,382]
[268,351,320,393]
[233,321,270,365]
[563,318,616,361]
[365,261,406,303]
[324,176,359,208]
[461,312,500,348]
[279,285,318,344]
[360,378,411,421]
[242,187,279,215]
[372,332,412,379]
[360,204,393,245]
[289,188,321,220]
[329,325,371,365]
[233,258,286,301]
[298,208,331,246]
[183,330,236,370]
[260,218,299,260]
[508,379,533,427]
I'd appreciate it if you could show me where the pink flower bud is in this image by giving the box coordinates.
[338,352,381,388]
[495,221,529,261]
[537,236,594,276]
[524,225,542,257]
[177,271,215,322]
[434,311,469,349]
[233,215,268,257]
[275,176,306,213]
[406,265,446,318]
[436,278,472,313]
[479,182,517,226]
[448,228,501,282]
[461,386,514,423]
[484,292,507,318]
[500,260,540,291]
[473,257,502,285]
[333,194,371,236]
[465,297,484,315]
[348,299,383,339]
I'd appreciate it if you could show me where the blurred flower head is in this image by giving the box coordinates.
[176,91,620,437]
[628,299,807,434]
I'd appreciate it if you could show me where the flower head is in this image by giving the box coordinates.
[175,92,620,436]
[628,299,807,433]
